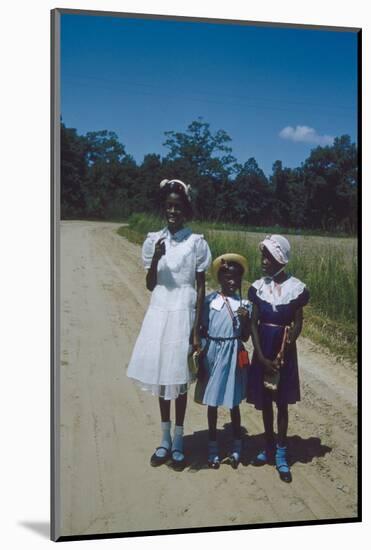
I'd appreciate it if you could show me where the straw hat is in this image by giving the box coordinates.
[212,253,248,278]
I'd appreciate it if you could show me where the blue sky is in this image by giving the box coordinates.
[61,13,358,176]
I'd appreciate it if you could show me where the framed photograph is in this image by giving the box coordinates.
[51,8,360,542]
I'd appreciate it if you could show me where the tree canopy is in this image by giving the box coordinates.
[60,119,358,232]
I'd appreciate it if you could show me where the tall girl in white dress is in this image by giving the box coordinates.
[127,179,212,470]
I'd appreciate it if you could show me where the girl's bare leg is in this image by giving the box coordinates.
[207,406,220,468]
[262,389,275,447]
[230,406,241,440]
[159,397,171,422]
[277,403,288,447]
[228,406,242,468]
[207,406,218,441]
[251,390,275,465]
[175,391,187,426]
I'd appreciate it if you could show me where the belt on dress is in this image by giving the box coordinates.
[260,322,287,328]
[207,335,239,341]
[156,283,194,288]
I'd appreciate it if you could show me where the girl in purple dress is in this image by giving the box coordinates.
[247,235,309,482]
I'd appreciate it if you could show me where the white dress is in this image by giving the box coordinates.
[127,227,212,400]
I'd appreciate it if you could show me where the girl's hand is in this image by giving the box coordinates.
[263,358,279,374]
[153,238,166,261]
[192,330,202,352]
[237,306,249,318]
[287,326,294,345]
[285,326,296,352]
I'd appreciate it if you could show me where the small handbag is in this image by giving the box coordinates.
[238,347,250,369]
[263,325,290,391]
[188,349,202,378]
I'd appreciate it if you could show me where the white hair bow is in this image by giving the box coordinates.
[160,179,192,199]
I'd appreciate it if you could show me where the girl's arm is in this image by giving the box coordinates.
[287,307,303,347]
[192,271,206,351]
[250,303,278,372]
[237,307,251,342]
[250,304,264,360]
[146,238,165,291]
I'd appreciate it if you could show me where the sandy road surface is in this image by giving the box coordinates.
[59,221,358,537]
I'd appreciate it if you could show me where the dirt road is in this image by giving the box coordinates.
[59,221,358,537]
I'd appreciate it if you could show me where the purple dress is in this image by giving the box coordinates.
[246,275,309,410]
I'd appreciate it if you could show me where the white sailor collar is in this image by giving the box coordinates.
[252,275,306,307]
[210,293,249,312]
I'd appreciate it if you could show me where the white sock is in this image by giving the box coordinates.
[171,425,184,461]
[155,421,172,458]
[231,439,242,461]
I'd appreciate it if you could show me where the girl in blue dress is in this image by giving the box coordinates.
[196,254,251,469]
[247,235,309,483]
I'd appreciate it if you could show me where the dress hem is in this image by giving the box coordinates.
[246,397,301,410]
[128,377,192,400]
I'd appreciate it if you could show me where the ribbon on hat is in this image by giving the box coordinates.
[160,179,192,202]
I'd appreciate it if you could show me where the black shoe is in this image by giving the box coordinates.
[221,453,239,469]
[169,450,186,471]
[208,456,221,469]
[150,447,170,467]
[277,469,292,483]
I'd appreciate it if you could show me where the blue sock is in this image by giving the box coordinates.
[275,444,290,472]
[155,421,171,458]
[172,425,184,461]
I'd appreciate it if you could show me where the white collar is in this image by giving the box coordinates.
[210,293,247,312]
[163,226,192,242]
[252,275,306,308]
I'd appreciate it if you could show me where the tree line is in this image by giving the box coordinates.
[61,118,357,232]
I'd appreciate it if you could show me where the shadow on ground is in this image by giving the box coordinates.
[183,424,332,472]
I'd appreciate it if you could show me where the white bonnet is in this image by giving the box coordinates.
[259,234,291,265]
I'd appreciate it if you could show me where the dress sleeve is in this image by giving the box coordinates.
[195,235,212,273]
[141,233,156,270]
[295,287,310,308]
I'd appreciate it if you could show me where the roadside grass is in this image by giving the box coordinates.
[118,213,358,364]
[117,225,143,245]
[62,216,130,223]
[125,212,355,239]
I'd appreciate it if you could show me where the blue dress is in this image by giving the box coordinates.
[246,276,309,410]
[198,292,251,409]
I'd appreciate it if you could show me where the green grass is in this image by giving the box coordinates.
[125,212,355,238]
[117,225,143,245]
[118,213,358,364]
